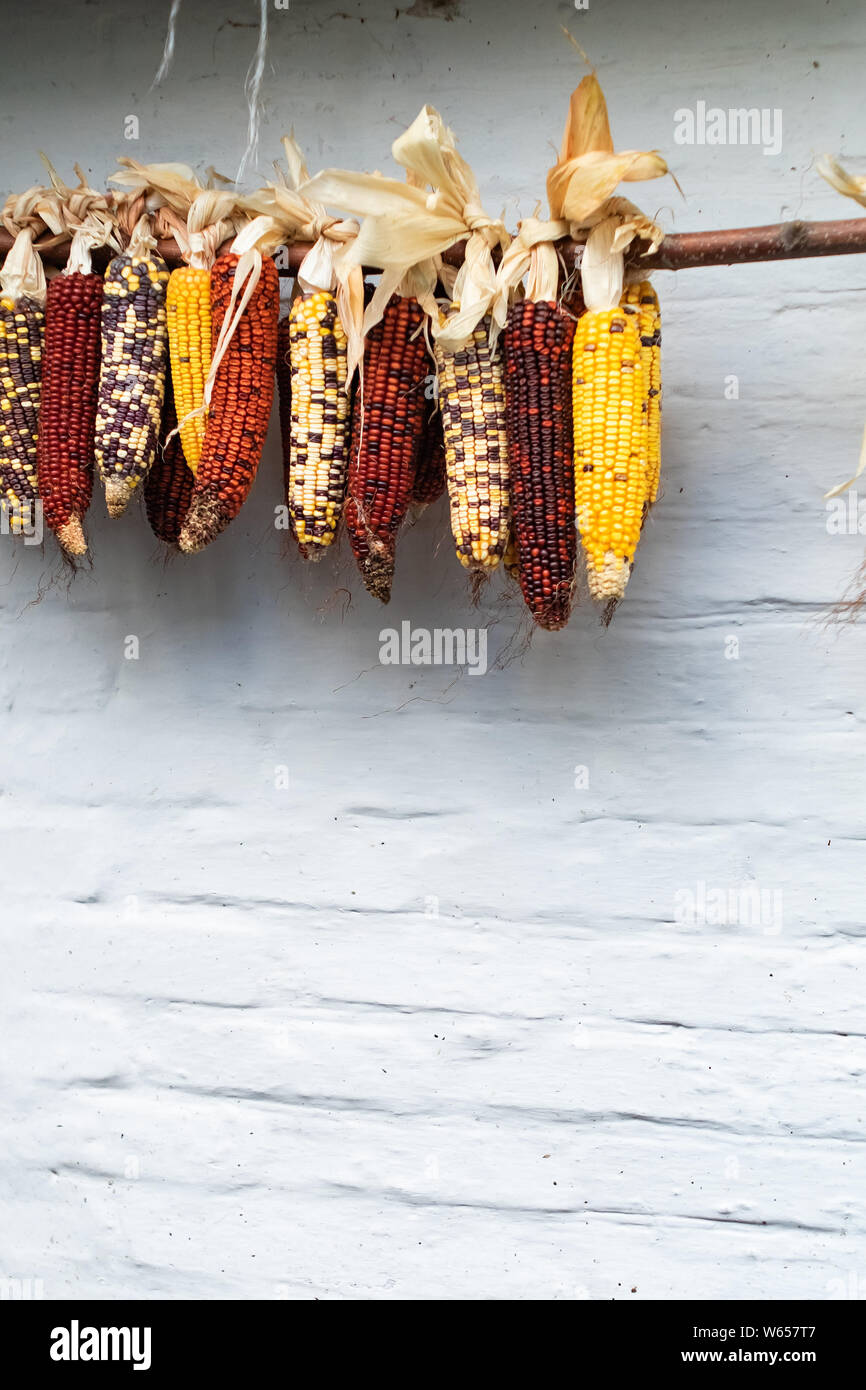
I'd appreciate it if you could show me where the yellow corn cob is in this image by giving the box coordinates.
[287,290,350,555]
[573,304,648,605]
[434,323,510,571]
[624,279,661,505]
[166,265,211,472]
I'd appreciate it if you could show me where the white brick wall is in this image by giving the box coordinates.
[1,0,865,1300]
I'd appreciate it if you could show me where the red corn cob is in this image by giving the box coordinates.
[346,295,430,602]
[503,298,577,630]
[179,251,279,553]
[144,369,194,545]
[411,404,446,507]
[36,271,103,556]
[275,311,292,504]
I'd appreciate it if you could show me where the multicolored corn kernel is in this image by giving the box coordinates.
[503,298,577,630]
[95,248,170,518]
[178,251,279,553]
[286,290,350,556]
[434,322,510,572]
[36,271,103,556]
[0,294,43,535]
[144,369,194,546]
[624,279,661,508]
[166,264,211,473]
[572,303,649,606]
[346,295,429,603]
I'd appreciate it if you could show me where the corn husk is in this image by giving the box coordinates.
[303,105,511,354]
[817,155,866,209]
[110,159,238,268]
[247,135,365,375]
[546,74,669,311]
[493,75,669,315]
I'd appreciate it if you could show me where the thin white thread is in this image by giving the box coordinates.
[151,0,183,89]
[235,0,269,187]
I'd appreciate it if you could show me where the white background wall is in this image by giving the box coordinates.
[2,0,865,1301]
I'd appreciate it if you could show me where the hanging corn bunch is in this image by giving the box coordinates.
[109,163,241,479]
[573,295,648,606]
[303,106,512,578]
[35,178,117,556]
[0,225,47,536]
[496,217,581,629]
[144,368,194,546]
[502,298,577,628]
[95,214,170,517]
[246,135,363,559]
[38,270,102,556]
[161,190,237,473]
[345,293,430,601]
[287,287,351,555]
[542,72,670,617]
[434,324,511,572]
[178,223,280,552]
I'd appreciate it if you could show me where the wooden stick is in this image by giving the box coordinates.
[4,216,866,273]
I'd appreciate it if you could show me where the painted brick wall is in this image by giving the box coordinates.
[1,0,865,1301]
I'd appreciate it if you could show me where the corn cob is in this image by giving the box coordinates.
[287,290,350,556]
[346,295,429,602]
[0,293,43,535]
[411,404,446,507]
[573,303,649,608]
[95,242,169,517]
[276,311,292,503]
[503,299,577,630]
[624,279,661,507]
[434,322,510,571]
[37,271,103,555]
[144,369,194,546]
[179,251,279,553]
[166,264,211,472]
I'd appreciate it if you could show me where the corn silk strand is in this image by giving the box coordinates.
[236,0,269,188]
[151,0,183,88]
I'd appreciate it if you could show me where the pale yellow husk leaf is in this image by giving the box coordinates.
[247,134,364,376]
[303,105,510,353]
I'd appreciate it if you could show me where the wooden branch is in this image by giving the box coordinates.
[3,216,866,274]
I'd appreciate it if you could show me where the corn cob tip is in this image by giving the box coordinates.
[535,589,576,632]
[104,478,134,519]
[357,544,395,605]
[56,515,88,557]
[296,541,328,563]
[177,490,225,553]
[586,553,630,603]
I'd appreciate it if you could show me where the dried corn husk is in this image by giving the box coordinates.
[247,135,364,375]
[303,105,511,354]
[110,159,238,267]
[549,76,669,311]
